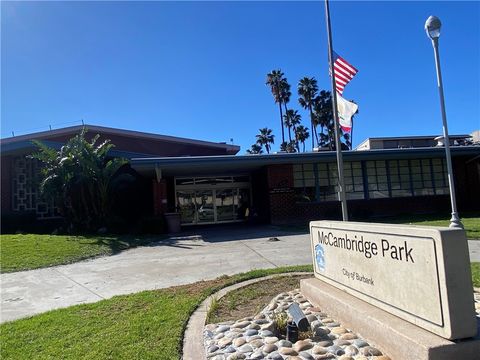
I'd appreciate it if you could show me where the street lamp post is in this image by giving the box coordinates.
[424,15,463,229]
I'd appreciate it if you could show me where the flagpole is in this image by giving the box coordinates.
[324,0,348,221]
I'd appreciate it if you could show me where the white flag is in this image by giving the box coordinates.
[336,94,358,132]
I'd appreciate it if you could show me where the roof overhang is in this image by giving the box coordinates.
[131,146,480,178]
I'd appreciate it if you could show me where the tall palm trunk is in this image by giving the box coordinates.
[283,104,292,143]
[309,107,319,148]
[295,132,299,152]
[278,100,284,144]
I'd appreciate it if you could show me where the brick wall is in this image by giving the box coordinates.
[152,179,168,216]
[267,164,297,224]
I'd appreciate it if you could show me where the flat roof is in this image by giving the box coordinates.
[359,134,472,141]
[355,134,473,149]
[131,146,480,177]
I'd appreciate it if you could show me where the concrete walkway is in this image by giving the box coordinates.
[0,225,312,323]
[469,239,480,262]
[1,225,479,323]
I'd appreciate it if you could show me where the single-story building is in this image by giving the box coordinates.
[0,125,238,224]
[132,145,480,225]
[1,124,479,230]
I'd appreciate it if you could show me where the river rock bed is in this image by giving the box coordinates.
[204,288,391,360]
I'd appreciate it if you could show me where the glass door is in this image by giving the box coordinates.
[177,190,196,224]
[234,188,250,220]
[195,190,214,223]
[216,189,234,222]
[175,176,251,225]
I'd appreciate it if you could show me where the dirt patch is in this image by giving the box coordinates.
[207,275,313,323]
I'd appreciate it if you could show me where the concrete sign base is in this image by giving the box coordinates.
[309,221,476,339]
[301,278,480,360]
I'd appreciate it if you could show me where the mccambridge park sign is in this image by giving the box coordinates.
[310,221,477,340]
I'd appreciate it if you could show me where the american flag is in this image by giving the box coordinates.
[332,52,358,95]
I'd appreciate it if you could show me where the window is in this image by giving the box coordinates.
[293,162,364,202]
[317,163,338,201]
[366,161,389,198]
[411,159,434,196]
[344,161,364,200]
[383,140,399,149]
[293,164,316,202]
[412,139,431,148]
[432,158,449,195]
[292,158,448,203]
[388,160,412,197]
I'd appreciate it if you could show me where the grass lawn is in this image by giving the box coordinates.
[0,263,478,359]
[472,262,480,288]
[0,234,164,273]
[278,211,480,240]
[0,265,312,360]
[378,211,480,240]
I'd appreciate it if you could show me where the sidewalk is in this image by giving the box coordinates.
[1,225,479,324]
[468,239,480,262]
[1,226,312,323]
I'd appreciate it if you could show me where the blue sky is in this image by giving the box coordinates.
[2,1,479,152]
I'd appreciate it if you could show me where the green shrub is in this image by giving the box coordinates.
[0,213,64,234]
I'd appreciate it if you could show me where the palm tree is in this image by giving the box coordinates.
[298,77,319,150]
[313,90,333,148]
[256,128,275,154]
[295,125,310,152]
[266,70,286,144]
[283,109,302,150]
[280,78,295,149]
[343,133,352,150]
[313,91,357,149]
[280,77,291,115]
[246,144,263,154]
[286,141,297,153]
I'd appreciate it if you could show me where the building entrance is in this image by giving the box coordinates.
[175,176,251,225]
